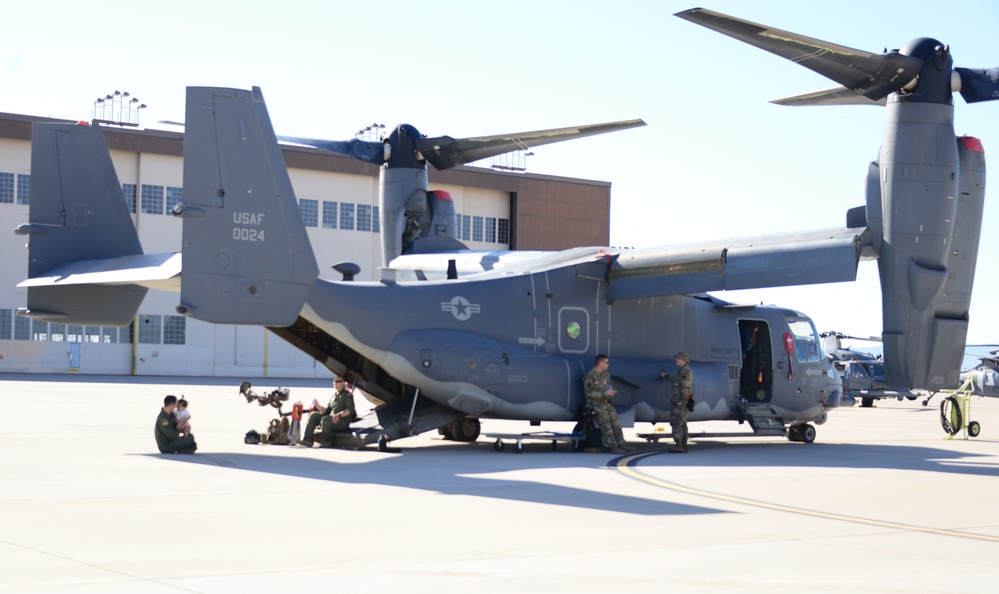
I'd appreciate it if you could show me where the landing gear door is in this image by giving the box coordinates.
[739,319,773,402]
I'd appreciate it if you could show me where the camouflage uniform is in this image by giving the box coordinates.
[154,408,197,454]
[301,389,356,446]
[582,367,628,451]
[662,356,693,452]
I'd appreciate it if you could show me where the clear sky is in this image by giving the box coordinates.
[4,1,999,360]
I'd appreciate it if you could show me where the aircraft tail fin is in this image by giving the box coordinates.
[15,122,148,325]
[176,87,319,326]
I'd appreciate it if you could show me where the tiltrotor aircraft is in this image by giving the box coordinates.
[14,8,997,449]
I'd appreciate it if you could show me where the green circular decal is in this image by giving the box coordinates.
[566,321,581,340]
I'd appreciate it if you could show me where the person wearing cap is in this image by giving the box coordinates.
[299,376,356,447]
[659,351,693,453]
[582,354,633,454]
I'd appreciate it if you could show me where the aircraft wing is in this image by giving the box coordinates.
[608,227,867,300]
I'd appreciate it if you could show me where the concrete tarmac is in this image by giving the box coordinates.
[1,374,998,593]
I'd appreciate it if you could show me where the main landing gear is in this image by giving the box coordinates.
[787,423,816,443]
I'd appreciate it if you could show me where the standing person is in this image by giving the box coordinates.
[299,376,356,447]
[582,354,633,454]
[155,395,197,454]
[173,397,191,436]
[659,351,693,453]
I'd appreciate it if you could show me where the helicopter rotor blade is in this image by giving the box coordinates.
[277,136,385,166]
[954,67,999,103]
[415,119,646,171]
[675,8,923,102]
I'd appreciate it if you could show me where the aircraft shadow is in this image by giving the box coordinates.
[141,444,725,517]
[637,441,999,479]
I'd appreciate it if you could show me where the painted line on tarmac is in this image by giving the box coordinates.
[614,450,999,543]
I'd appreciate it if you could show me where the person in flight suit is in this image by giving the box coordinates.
[299,376,356,447]
[659,351,693,453]
[155,395,197,454]
[583,354,634,454]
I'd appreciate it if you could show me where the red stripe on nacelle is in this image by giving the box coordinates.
[959,136,984,153]
[429,190,453,201]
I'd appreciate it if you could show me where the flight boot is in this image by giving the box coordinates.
[668,442,686,454]
[608,446,627,454]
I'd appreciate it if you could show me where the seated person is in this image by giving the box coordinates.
[155,395,197,454]
[299,376,356,447]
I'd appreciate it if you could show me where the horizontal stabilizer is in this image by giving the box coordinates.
[17,253,181,291]
[178,87,319,326]
[608,227,866,300]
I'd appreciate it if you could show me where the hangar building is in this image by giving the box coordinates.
[0,113,613,378]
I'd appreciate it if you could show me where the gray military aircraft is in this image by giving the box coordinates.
[14,8,997,449]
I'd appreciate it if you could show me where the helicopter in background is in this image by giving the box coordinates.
[821,332,920,408]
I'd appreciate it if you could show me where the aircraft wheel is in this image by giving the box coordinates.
[800,424,816,444]
[449,417,481,442]
[861,397,875,408]
[493,439,504,452]
[438,425,455,439]
[515,441,524,453]
[787,426,802,442]
[969,421,982,438]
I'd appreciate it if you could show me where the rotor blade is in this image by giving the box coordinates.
[277,136,384,165]
[955,67,999,103]
[675,8,923,101]
[415,119,646,171]
[772,86,886,107]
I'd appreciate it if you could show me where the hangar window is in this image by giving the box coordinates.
[340,203,355,230]
[299,199,318,227]
[461,215,471,241]
[373,206,380,233]
[50,324,65,342]
[101,326,117,344]
[0,309,10,340]
[0,172,13,203]
[141,184,164,215]
[122,183,136,213]
[66,325,83,343]
[498,218,509,244]
[16,174,30,205]
[472,216,484,242]
[165,186,183,214]
[14,315,30,340]
[322,201,338,229]
[120,321,134,344]
[31,319,47,341]
[485,217,496,242]
[138,314,161,344]
[85,326,101,343]
[163,315,186,345]
[357,204,372,232]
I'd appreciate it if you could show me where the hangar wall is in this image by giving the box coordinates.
[0,113,612,378]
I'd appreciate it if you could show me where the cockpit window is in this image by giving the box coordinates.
[787,318,822,363]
